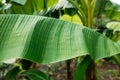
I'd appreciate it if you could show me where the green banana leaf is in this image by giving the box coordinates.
[0,0,3,7]
[106,21,120,31]
[60,14,82,25]
[0,14,120,64]
[4,67,20,80]
[11,0,27,5]
[94,0,108,16]
[105,1,120,20]
[73,56,92,80]
[21,69,50,80]
[38,0,74,16]
[11,0,58,14]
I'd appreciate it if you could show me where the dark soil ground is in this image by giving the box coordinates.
[1,59,120,80]
[38,59,120,80]
[96,60,120,80]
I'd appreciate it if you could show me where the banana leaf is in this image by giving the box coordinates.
[105,1,120,20]
[21,69,50,80]
[11,0,58,14]
[4,67,20,80]
[0,14,120,64]
[38,0,74,16]
[11,0,27,5]
[73,56,92,80]
[106,21,120,31]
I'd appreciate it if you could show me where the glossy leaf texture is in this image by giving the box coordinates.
[21,69,50,80]
[0,14,120,64]
[11,0,58,14]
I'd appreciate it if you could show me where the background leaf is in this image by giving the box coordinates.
[22,69,50,80]
[106,21,120,31]
[11,0,58,14]
[105,1,120,20]
[73,56,92,80]
[11,0,27,5]
[60,14,82,25]
[4,67,20,80]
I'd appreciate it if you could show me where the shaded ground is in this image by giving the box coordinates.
[97,60,120,80]
[38,59,120,80]
[1,59,120,80]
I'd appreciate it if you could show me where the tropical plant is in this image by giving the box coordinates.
[0,0,120,80]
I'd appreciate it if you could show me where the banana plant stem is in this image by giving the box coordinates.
[67,0,87,26]
[86,0,92,28]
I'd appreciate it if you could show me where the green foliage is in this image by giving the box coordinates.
[4,67,20,80]
[4,66,50,80]
[0,0,3,7]
[64,8,76,16]
[22,69,50,80]
[11,0,58,14]
[60,14,82,25]
[105,1,120,20]
[1,0,120,80]
[94,0,108,16]
[73,56,92,80]
[0,14,120,64]
[106,22,120,31]
[11,0,27,5]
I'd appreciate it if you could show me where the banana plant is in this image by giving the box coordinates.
[0,13,120,80]
[41,0,120,79]
[0,0,120,80]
